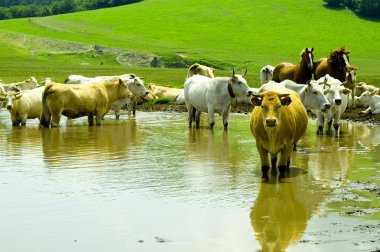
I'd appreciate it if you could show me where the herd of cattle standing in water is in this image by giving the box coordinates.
[0,47,379,175]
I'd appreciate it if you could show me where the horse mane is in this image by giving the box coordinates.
[328,47,350,60]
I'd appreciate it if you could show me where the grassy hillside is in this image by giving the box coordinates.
[0,0,379,87]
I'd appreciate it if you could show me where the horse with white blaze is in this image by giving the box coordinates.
[184,69,252,129]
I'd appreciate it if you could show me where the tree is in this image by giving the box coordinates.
[357,0,380,18]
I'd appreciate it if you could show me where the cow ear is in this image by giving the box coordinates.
[250,95,262,106]
[279,94,292,106]
[343,88,351,95]
[118,79,123,85]
[15,93,22,99]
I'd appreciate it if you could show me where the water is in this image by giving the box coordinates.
[0,110,379,252]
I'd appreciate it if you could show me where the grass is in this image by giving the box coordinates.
[0,0,379,87]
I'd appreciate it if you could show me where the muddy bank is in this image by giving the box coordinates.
[137,103,380,125]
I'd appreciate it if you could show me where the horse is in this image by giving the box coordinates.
[272,48,314,84]
[313,47,350,82]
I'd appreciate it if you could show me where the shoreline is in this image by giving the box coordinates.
[137,103,380,125]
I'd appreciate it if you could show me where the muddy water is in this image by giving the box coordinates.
[0,110,379,252]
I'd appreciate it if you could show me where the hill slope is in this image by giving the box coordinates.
[0,0,379,85]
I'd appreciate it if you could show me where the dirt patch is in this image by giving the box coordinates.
[137,103,380,125]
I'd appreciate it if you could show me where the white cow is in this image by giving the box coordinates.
[313,75,351,136]
[355,82,380,97]
[358,91,380,114]
[184,69,253,129]
[260,65,274,84]
[236,87,260,105]
[3,77,39,91]
[0,87,44,126]
[259,80,331,111]
[64,74,148,119]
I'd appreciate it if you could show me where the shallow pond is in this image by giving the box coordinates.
[0,110,379,252]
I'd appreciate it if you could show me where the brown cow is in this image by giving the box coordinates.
[40,79,130,127]
[250,87,308,175]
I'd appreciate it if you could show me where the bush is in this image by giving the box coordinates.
[324,0,343,7]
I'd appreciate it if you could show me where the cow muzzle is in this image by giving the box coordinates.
[321,103,331,112]
[334,99,342,105]
[265,118,277,127]
[6,104,13,110]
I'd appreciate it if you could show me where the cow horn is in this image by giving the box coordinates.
[278,93,290,98]
[243,68,248,77]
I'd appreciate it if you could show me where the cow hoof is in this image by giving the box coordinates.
[261,165,270,175]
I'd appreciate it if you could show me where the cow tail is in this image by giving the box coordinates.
[40,84,54,127]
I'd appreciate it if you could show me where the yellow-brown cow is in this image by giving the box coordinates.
[250,87,308,175]
[40,79,130,127]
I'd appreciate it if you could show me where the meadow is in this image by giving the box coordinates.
[0,0,379,88]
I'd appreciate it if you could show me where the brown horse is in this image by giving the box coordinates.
[313,47,350,82]
[272,48,314,83]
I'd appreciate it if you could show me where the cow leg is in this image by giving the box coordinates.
[333,123,340,137]
[50,114,61,127]
[132,95,137,116]
[187,105,194,128]
[95,113,102,126]
[88,115,94,126]
[195,111,201,128]
[222,109,231,130]
[208,106,215,129]
[278,148,292,174]
[316,111,324,135]
[327,119,333,136]
[257,143,270,176]
[114,109,120,120]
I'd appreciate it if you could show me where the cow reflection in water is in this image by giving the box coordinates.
[40,120,139,167]
[250,173,326,252]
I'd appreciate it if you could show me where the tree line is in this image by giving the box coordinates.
[324,0,380,18]
[0,0,141,20]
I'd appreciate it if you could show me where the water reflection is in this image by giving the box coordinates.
[40,119,139,168]
[250,171,327,252]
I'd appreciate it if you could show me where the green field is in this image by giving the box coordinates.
[0,0,379,88]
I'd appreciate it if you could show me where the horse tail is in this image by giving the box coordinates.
[40,84,54,127]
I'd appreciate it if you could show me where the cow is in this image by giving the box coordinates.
[0,87,45,126]
[259,65,275,84]
[64,74,148,118]
[184,69,252,129]
[3,77,39,91]
[148,84,183,101]
[236,87,260,105]
[259,80,331,111]
[313,75,351,136]
[249,87,308,175]
[355,82,380,97]
[175,92,186,105]
[186,63,215,79]
[358,91,380,114]
[40,79,131,127]
[64,74,132,84]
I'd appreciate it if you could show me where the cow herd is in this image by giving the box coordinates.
[0,55,379,176]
